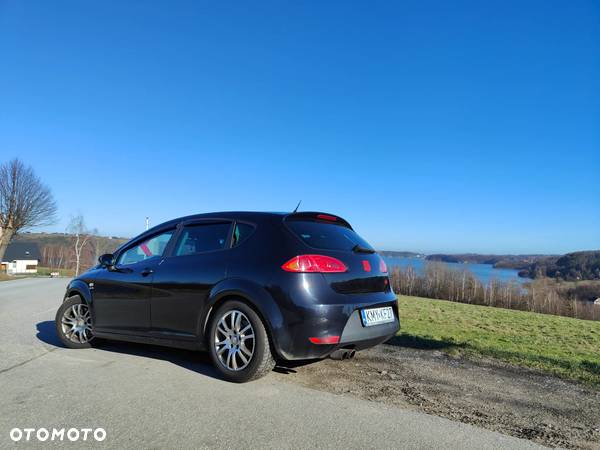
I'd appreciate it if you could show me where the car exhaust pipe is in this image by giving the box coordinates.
[329,349,355,360]
[329,349,346,360]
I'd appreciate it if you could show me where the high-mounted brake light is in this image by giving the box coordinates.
[282,255,348,273]
[316,214,338,221]
[378,256,388,273]
[309,336,340,345]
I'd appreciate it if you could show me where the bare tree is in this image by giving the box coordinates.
[67,214,92,276]
[0,159,57,261]
[42,244,69,270]
[89,229,120,265]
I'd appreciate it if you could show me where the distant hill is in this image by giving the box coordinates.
[12,232,129,271]
[425,253,553,270]
[423,251,600,282]
[379,250,423,258]
[15,231,129,246]
[517,251,600,281]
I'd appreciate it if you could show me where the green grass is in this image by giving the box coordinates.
[35,266,75,277]
[0,266,75,281]
[396,295,600,386]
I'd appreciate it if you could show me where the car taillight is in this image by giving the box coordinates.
[281,255,348,273]
[378,256,388,273]
[309,336,340,345]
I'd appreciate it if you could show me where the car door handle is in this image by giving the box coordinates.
[141,268,154,277]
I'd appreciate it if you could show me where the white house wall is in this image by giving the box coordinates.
[5,260,38,275]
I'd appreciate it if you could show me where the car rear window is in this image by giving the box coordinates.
[286,221,374,252]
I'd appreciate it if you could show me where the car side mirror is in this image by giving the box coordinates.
[98,253,115,270]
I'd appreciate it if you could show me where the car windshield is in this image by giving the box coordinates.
[287,221,374,252]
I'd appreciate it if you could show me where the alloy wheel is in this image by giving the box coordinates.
[214,309,255,371]
[61,304,93,344]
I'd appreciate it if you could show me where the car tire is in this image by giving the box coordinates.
[208,300,275,383]
[55,295,94,349]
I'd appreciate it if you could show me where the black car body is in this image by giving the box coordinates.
[58,211,400,381]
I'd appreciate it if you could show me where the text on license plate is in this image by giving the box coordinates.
[360,306,395,327]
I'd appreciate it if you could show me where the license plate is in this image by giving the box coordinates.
[360,306,395,327]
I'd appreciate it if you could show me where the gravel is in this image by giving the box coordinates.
[273,341,600,449]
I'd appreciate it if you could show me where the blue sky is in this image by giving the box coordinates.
[1,0,598,254]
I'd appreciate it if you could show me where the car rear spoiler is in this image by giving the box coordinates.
[283,212,353,229]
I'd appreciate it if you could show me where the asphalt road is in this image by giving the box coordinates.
[0,278,545,449]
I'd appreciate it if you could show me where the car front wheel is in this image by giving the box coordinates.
[55,295,94,349]
[208,300,275,382]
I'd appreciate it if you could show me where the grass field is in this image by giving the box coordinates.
[35,266,76,277]
[397,295,600,386]
[0,266,75,281]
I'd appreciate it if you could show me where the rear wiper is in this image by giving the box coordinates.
[352,244,375,254]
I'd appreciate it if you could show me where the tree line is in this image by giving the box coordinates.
[31,230,126,275]
[0,158,125,275]
[390,262,599,321]
[517,251,600,281]
[424,253,552,269]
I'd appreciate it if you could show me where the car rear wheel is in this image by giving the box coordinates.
[55,295,94,349]
[208,300,275,382]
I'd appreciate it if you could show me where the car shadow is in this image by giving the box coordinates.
[386,334,464,350]
[272,358,322,374]
[36,320,316,380]
[36,320,64,347]
[36,320,222,380]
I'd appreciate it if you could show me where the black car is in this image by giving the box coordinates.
[55,211,400,382]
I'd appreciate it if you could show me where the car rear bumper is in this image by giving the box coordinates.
[339,309,399,350]
[272,292,400,361]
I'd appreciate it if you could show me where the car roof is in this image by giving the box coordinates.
[181,211,288,220]
[158,211,351,226]
[157,211,288,228]
[114,212,287,251]
[116,211,349,253]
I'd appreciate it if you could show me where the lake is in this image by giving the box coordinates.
[382,256,527,285]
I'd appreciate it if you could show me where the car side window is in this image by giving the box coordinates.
[231,222,255,247]
[117,230,175,266]
[174,223,232,256]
